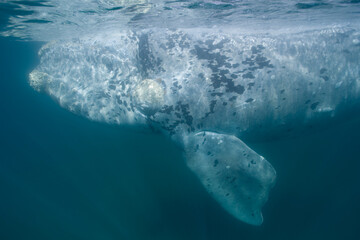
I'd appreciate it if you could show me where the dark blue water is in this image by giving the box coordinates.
[1,36,360,239]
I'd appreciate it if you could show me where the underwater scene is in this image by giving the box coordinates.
[1,0,360,239]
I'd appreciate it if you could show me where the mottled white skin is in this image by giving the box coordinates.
[30,27,360,224]
[32,28,360,140]
[146,28,360,143]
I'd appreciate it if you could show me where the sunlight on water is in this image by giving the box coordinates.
[1,0,360,40]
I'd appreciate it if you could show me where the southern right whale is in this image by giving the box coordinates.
[29,26,360,225]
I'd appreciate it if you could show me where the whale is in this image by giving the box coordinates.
[29,27,360,225]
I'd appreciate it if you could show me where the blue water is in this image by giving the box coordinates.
[1,1,360,239]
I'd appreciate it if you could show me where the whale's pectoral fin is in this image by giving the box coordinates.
[184,131,276,225]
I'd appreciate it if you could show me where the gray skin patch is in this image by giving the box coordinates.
[247,82,255,90]
[242,45,274,70]
[138,33,163,78]
[243,72,255,79]
[139,32,280,138]
[193,40,245,95]
[152,101,195,134]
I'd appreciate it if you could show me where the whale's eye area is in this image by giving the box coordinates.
[134,79,165,115]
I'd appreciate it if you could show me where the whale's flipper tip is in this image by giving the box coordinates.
[184,131,276,225]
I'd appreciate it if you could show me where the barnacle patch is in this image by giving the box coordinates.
[134,79,165,115]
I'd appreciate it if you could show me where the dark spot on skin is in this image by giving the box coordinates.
[166,37,175,49]
[251,45,265,54]
[243,72,255,79]
[204,100,217,118]
[282,98,286,101]
[156,99,198,135]
[211,92,224,97]
[233,112,236,116]
[167,102,194,131]
[311,102,319,110]
[225,193,230,197]
[320,68,327,74]
[207,151,211,155]
[245,98,254,103]
[229,96,237,101]
[171,81,183,94]
[227,84,245,94]
[255,55,274,68]
[242,57,255,66]
[247,82,255,90]
[180,103,193,128]
[116,96,122,105]
[223,102,228,106]
[251,46,258,54]
[280,89,285,94]
[194,42,245,95]
[159,120,182,136]
[321,76,329,81]
[213,159,219,167]
[160,105,174,114]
